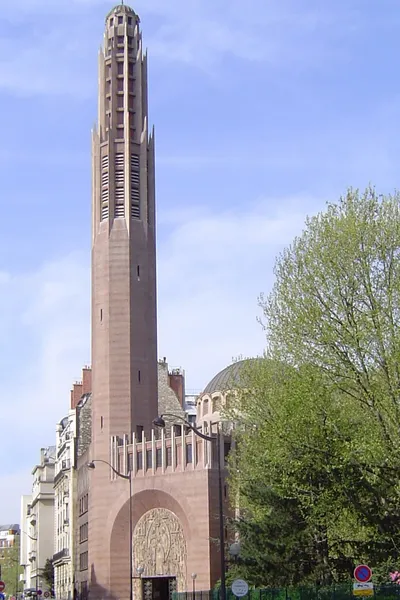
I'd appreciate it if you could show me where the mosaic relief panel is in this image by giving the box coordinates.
[133,508,187,592]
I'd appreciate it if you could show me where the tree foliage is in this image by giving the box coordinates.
[228,189,400,587]
[42,559,54,591]
[0,540,22,597]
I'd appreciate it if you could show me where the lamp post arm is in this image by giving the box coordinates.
[160,413,214,442]
[89,458,130,481]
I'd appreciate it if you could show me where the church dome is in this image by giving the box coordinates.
[203,359,258,395]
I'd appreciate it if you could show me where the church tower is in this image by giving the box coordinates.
[91,3,158,455]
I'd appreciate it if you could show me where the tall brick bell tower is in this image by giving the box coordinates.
[89,3,158,596]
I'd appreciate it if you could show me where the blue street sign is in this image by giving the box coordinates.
[0,592,6,600]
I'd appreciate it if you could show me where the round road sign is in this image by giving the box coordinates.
[354,565,372,583]
[44,592,50,598]
[232,579,249,598]
[0,581,6,593]
[37,590,43,596]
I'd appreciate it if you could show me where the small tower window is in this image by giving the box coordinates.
[137,265,140,279]
[138,370,141,383]
[100,308,103,322]
[128,17,132,25]
[118,16,123,24]
[110,18,114,26]
[100,416,104,429]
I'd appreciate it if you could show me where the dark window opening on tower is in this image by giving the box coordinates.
[128,16,132,25]
[117,35,124,44]
[138,370,141,382]
[118,16,123,24]
[100,308,103,322]
[136,425,144,438]
[136,451,143,471]
[100,416,104,429]
[137,265,140,279]
[110,18,114,26]
[117,61,123,75]
[128,36,133,46]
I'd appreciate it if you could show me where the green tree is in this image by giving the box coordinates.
[0,540,23,597]
[229,189,400,587]
[41,559,54,592]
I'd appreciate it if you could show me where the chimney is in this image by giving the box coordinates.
[168,369,185,407]
[71,382,83,409]
[82,366,92,395]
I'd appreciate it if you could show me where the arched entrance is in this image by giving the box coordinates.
[133,508,187,600]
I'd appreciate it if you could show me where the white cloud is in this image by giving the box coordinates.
[0,0,354,96]
[0,252,90,521]
[157,194,322,390]
[0,195,320,521]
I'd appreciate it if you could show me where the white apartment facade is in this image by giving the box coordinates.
[21,448,55,594]
[53,410,77,600]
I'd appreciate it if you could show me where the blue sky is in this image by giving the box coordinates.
[1,0,400,520]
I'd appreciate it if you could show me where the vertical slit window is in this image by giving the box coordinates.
[130,154,140,220]
[114,153,125,218]
[100,155,109,220]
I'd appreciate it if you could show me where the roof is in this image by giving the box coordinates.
[105,4,137,21]
[0,524,19,532]
[203,359,258,395]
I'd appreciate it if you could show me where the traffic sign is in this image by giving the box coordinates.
[37,590,43,596]
[44,592,50,598]
[0,580,6,592]
[232,579,249,598]
[0,592,5,600]
[354,565,372,583]
[353,583,374,596]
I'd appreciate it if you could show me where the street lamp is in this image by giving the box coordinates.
[153,414,227,600]
[21,531,38,597]
[87,459,133,600]
[191,573,197,599]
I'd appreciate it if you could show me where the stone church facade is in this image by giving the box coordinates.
[75,4,234,600]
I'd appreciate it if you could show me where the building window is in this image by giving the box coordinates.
[117,95,124,108]
[118,16,123,24]
[166,447,172,467]
[136,452,143,471]
[117,35,124,44]
[79,494,89,516]
[117,112,124,125]
[146,449,152,469]
[79,523,88,543]
[117,79,124,92]
[117,61,123,75]
[186,444,193,464]
[156,448,162,468]
[136,425,143,438]
[128,36,133,46]
[101,416,104,429]
[128,79,134,93]
[128,16,132,25]
[137,265,140,279]
[128,63,134,77]
[110,18,114,26]
[80,551,88,571]
[81,582,88,600]
[138,370,141,383]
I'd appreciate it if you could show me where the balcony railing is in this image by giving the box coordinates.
[53,548,69,563]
